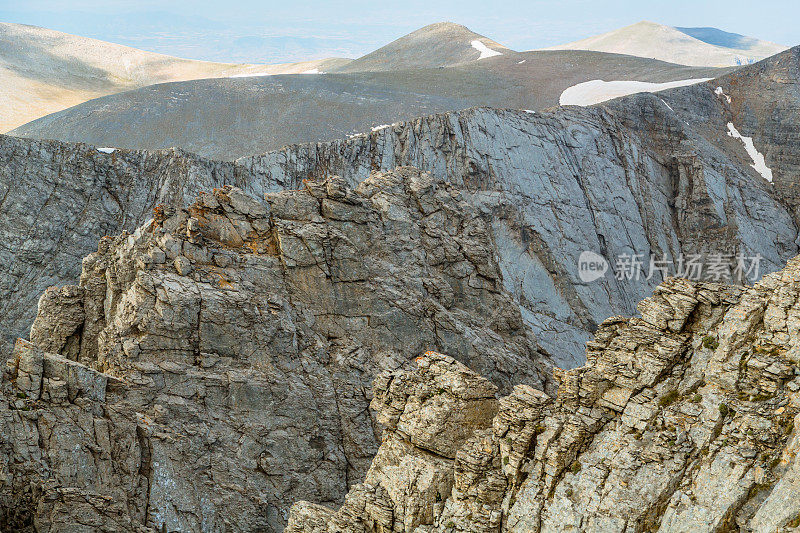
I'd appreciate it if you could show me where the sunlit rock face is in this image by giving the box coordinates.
[288,257,800,532]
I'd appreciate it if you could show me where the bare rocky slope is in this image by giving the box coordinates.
[9,53,731,160]
[287,257,800,532]
[333,22,511,72]
[547,20,787,67]
[1,46,799,369]
[237,45,800,365]
[5,182,800,531]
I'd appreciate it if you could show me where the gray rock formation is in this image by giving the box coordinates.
[1,47,798,369]
[239,47,800,366]
[0,43,799,533]
[0,135,239,358]
[287,255,800,532]
[0,170,549,532]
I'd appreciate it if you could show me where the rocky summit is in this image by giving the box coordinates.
[287,256,800,532]
[0,170,550,532]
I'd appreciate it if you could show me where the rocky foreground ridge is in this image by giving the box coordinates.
[4,167,800,532]
[287,256,800,532]
[0,169,550,532]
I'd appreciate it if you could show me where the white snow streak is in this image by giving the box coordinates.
[715,86,732,103]
[726,122,773,183]
[559,78,712,106]
[471,40,502,59]
[371,124,393,132]
[658,98,674,112]
[96,147,116,154]
[302,68,321,74]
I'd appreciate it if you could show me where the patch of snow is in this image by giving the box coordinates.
[371,124,393,132]
[524,110,535,114]
[229,72,270,78]
[302,68,321,74]
[517,59,526,64]
[471,40,503,60]
[559,78,712,106]
[726,122,773,183]
[715,86,732,103]
[96,147,116,154]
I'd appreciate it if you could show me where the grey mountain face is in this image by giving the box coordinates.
[0,137,239,357]
[288,262,800,532]
[9,52,732,160]
[1,47,799,370]
[238,46,800,365]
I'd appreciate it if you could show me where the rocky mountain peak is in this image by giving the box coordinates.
[336,21,511,73]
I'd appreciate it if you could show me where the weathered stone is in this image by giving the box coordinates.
[3,49,800,369]
[173,255,193,275]
[288,256,800,533]
[1,172,549,532]
[29,285,85,359]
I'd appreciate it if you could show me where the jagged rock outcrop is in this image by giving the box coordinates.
[237,47,800,367]
[1,47,799,532]
[0,135,240,357]
[0,168,550,532]
[287,256,800,532]
[240,65,800,366]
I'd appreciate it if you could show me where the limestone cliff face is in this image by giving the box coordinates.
[287,256,800,532]
[0,169,549,532]
[0,136,240,356]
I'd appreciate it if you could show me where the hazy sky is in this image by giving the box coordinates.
[2,0,798,63]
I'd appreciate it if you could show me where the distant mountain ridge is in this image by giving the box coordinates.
[3,18,789,146]
[546,20,787,66]
[9,50,731,160]
[1,20,515,132]
[0,22,350,132]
